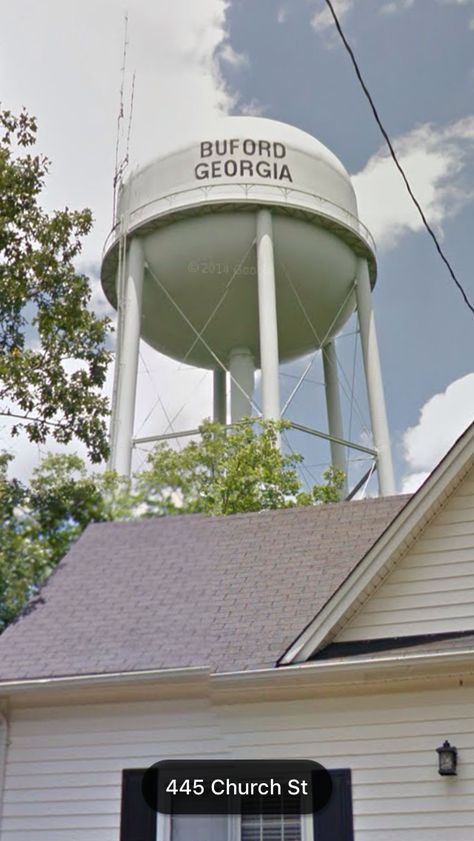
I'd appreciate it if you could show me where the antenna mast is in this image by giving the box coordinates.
[113,13,135,223]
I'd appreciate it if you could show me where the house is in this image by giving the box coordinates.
[1,421,474,840]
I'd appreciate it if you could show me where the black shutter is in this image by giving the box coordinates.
[120,769,156,841]
[313,769,354,841]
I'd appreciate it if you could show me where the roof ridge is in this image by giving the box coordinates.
[84,492,411,531]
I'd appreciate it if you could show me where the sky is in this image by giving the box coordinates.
[1,0,474,495]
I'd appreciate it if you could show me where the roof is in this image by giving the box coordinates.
[281,419,474,665]
[0,496,407,681]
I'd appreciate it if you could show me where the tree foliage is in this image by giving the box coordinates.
[0,108,111,462]
[135,419,345,516]
[0,420,345,630]
[0,452,129,630]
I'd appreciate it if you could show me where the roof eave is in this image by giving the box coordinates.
[1,649,474,704]
[0,665,209,696]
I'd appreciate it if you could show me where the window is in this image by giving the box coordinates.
[120,769,353,841]
[161,814,229,841]
[159,809,307,841]
[240,791,303,841]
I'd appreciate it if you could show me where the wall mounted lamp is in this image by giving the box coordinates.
[437,741,458,776]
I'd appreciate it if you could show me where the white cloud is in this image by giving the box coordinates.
[0,0,233,266]
[352,117,474,250]
[219,42,248,68]
[311,0,353,33]
[401,373,474,492]
[1,0,232,477]
[380,0,415,14]
[401,471,431,493]
[311,0,414,32]
[277,6,289,24]
[240,99,268,117]
[436,0,474,25]
[310,0,473,34]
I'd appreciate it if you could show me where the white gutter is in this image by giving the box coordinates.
[1,649,473,698]
[209,648,474,697]
[215,647,474,683]
[0,712,9,838]
[0,666,209,695]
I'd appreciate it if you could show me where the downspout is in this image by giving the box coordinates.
[0,711,9,835]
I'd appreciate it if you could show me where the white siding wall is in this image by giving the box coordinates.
[337,467,474,641]
[2,685,474,840]
[1,698,226,841]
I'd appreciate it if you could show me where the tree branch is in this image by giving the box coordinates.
[0,410,64,429]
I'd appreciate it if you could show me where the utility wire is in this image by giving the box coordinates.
[323,0,474,318]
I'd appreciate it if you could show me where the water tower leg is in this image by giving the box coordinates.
[229,348,254,422]
[355,257,395,496]
[109,237,145,476]
[213,369,227,424]
[108,263,123,468]
[322,340,347,495]
[256,209,281,423]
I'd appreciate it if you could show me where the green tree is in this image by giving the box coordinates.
[135,418,345,516]
[0,452,35,628]
[0,452,130,630]
[0,420,345,630]
[0,108,111,462]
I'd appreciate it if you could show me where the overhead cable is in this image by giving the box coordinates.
[323,0,474,317]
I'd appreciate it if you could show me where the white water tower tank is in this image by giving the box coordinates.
[102,116,394,495]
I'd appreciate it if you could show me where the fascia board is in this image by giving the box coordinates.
[0,666,209,696]
[211,648,474,699]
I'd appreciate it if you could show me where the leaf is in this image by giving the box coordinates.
[0,107,111,462]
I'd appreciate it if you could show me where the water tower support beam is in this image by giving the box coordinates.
[322,340,347,493]
[355,257,395,496]
[229,348,254,422]
[256,209,281,424]
[109,237,144,476]
[108,263,124,465]
[213,369,227,424]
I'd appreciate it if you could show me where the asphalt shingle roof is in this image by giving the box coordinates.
[0,496,409,681]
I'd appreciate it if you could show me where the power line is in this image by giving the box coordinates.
[323,0,474,318]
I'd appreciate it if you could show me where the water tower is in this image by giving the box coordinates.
[101,116,395,495]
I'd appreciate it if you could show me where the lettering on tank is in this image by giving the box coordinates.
[194,139,293,183]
